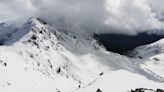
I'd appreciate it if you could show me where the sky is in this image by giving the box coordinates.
[0,0,164,34]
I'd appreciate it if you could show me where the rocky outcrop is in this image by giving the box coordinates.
[130,88,164,92]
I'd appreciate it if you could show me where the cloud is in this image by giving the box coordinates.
[0,0,164,35]
[0,0,36,24]
[31,0,108,35]
[105,0,163,34]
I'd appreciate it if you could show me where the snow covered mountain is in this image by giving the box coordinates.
[129,38,164,81]
[0,18,164,92]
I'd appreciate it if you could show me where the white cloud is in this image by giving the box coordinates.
[0,0,164,34]
[105,0,163,34]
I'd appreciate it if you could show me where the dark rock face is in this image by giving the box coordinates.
[130,88,153,92]
[157,89,164,92]
[94,33,164,55]
[96,88,102,92]
[130,88,164,92]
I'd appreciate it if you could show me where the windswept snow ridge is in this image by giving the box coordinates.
[0,18,164,92]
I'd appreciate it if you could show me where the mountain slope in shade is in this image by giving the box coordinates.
[0,22,17,45]
[0,18,164,92]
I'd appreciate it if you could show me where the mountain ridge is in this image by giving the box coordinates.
[0,18,164,92]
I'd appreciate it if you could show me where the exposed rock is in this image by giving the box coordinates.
[56,67,61,74]
[130,88,164,92]
[157,89,164,92]
[99,72,103,76]
[96,88,102,92]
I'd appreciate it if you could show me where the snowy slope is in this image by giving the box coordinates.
[0,18,164,92]
[77,70,164,92]
[129,38,164,79]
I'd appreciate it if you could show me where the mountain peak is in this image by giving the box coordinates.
[4,18,51,45]
[26,17,47,26]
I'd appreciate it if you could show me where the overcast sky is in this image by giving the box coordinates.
[0,0,164,34]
